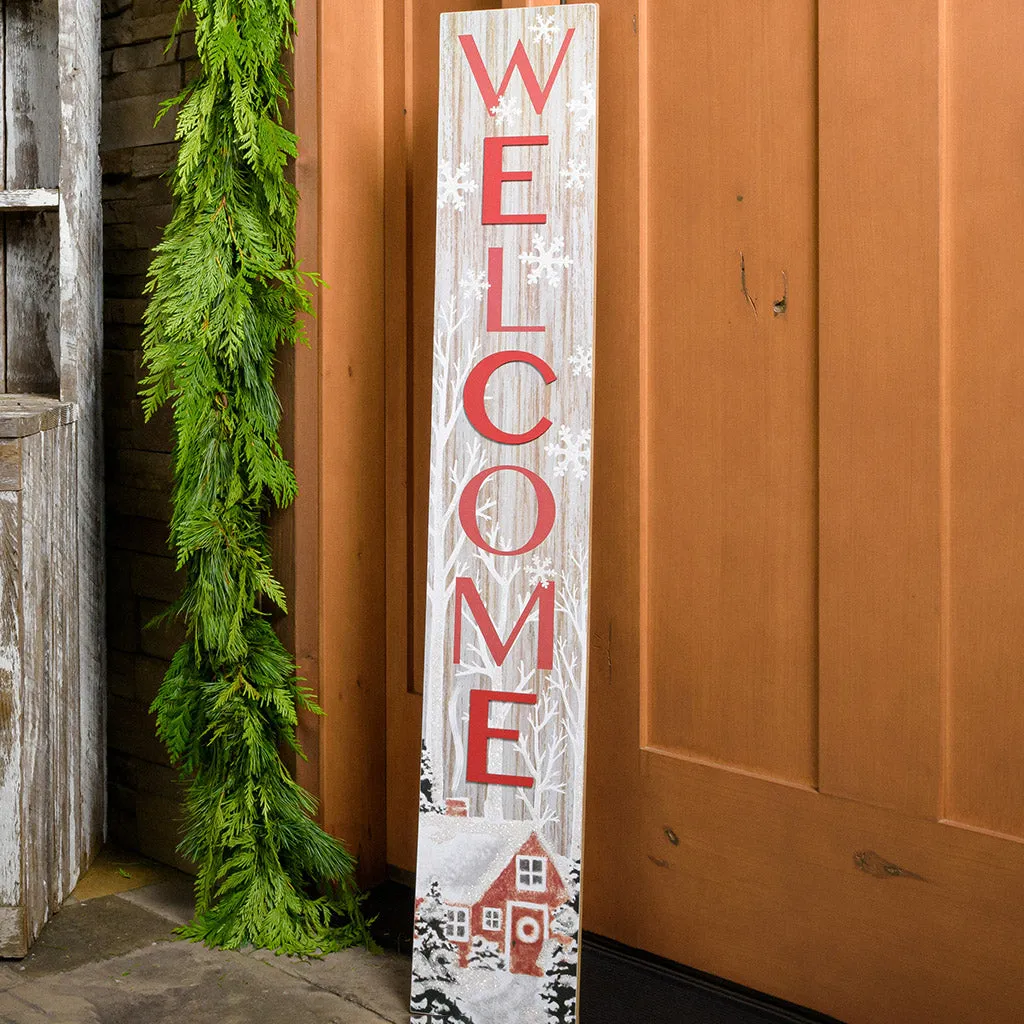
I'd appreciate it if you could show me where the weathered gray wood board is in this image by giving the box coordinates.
[0,398,81,957]
[0,477,23,950]
[6,0,61,190]
[6,212,61,394]
[0,0,105,957]
[59,0,105,860]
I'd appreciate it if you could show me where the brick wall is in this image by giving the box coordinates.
[101,0,195,871]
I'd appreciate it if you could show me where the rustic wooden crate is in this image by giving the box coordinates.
[0,0,104,957]
[0,398,81,957]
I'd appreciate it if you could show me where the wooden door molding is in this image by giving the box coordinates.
[284,0,389,885]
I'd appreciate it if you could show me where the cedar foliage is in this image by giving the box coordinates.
[140,0,370,954]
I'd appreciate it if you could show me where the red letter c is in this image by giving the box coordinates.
[464,350,557,445]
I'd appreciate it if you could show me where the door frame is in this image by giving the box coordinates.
[278,0,390,885]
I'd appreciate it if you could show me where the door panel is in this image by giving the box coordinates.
[818,0,943,819]
[643,0,818,785]
[945,1,1024,840]
[377,1,1024,1020]
[637,753,1024,1023]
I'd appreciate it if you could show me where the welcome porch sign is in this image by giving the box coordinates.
[412,5,598,1023]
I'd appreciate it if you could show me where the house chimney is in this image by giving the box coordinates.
[445,798,469,817]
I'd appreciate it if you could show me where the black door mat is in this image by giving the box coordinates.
[579,932,846,1024]
[368,880,845,1024]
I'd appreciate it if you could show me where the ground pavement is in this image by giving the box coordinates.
[0,850,411,1024]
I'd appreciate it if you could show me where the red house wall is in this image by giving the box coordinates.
[473,835,568,956]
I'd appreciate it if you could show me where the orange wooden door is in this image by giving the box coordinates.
[375,2,1024,1021]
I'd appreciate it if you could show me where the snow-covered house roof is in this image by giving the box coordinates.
[417,816,567,906]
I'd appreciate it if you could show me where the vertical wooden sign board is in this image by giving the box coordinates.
[412,6,598,1024]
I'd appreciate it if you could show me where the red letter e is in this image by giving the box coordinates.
[482,136,548,225]
[466,689,538,787]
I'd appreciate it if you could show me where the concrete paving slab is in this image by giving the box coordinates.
[0,941,396,1024]
[115,875,194,927]
[0,850,415,1024]
[0,964,22,993]
[8,897,176,980]
[250,946,412,1024]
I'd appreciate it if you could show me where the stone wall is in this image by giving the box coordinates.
[101,0,194,871]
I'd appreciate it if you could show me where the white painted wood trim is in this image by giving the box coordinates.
[0,189,59,212]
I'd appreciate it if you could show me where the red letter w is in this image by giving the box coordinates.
[453,578,555,670]
[458,30,575,116]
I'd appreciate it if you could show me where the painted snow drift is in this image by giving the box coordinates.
[413,6,598,1024]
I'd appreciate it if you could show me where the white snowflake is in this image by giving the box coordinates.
[528,13,557,45]
[519,233,573,287]
[489,92,521,126]
[459,270,490,302]
[560,159,592,191]
[437,160,478,212]
[526,554,554,589]
[567,82,596,134]
[568,345,593,378]
[546,425,592,481]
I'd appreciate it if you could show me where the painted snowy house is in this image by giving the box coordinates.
[418,817,573,977]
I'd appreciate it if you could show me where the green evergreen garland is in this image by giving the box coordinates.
[140,0,371,954]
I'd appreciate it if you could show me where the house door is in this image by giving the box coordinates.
[507,903,547,977]
[361,1,1024,1021]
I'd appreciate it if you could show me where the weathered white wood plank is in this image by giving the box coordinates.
[48,425,62,908]
[0,489,24,936]
[0,190,60,212]
[42,425,62,914]
[59,0,106,868]
[56,422,80,902]
[18,429,51,946]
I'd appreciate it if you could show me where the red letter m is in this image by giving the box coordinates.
[453,577,555,670]
[458,30,575,115]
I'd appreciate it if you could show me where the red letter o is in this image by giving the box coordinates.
[459,466,556,556]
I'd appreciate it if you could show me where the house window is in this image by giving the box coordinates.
[482,907,502,931]
[517,856,546,891]
[445,907,469,941]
